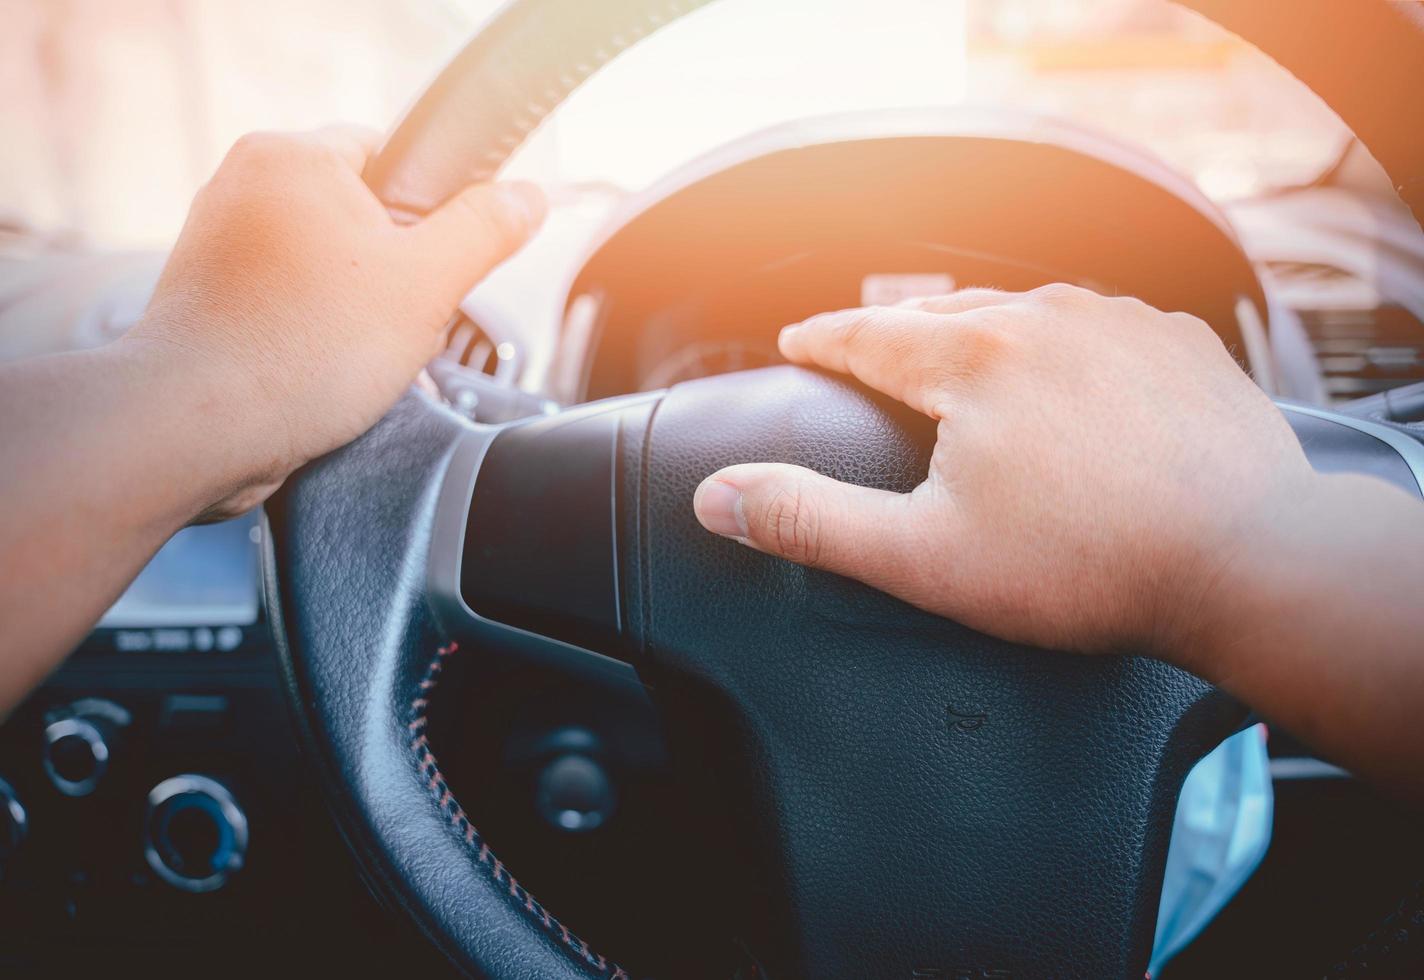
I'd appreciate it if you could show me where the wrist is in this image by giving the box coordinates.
[109,330,294,521]
[1151,464,1328,683]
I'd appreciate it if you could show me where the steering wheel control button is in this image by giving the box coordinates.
[144,774,248,893]
[42,699,130,797]
[463,404,632,653]
[0,776,27,864]
[535,753,616,833]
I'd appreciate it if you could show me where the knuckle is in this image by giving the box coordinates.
[449,190,516,245]
[763,485,823,566]
[1167,309,1212,338]
[1111,293,1159,320]
[952,319,1014,373]
[926,287,1005,312]
[921,312,1028,397]
[227,131,289,168]
[223,134,318,192]
[310,139,352,168]
[1029,281,1090,308]
[835,308,879,346]
[1189,321,1230,358]
[849,305,921,350]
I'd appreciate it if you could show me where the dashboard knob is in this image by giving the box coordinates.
[42,717,111,797]
[41,698,131,798]
[143,774,247,893]
[0,777,26,863]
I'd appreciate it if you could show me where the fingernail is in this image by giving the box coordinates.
[497,181,547,231]
[694,479,749,538]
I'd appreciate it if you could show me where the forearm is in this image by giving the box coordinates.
[0,336,257,714]
[1189,472,1424,798]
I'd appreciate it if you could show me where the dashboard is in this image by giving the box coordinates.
[0,517,462,977]
[564,111,1268,401]
[4,111,1424,978]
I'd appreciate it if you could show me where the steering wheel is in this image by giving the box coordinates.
[264,2,1424,978]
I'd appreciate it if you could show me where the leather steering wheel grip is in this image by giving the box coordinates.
[363,0,714,217]
[265,395,628,980]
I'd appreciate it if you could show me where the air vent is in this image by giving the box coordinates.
[1297,304,1424,402]
[443,312,502,375]
[1269,261,1424,404]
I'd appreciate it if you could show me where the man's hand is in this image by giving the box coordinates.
[693,285,1424,796]
[129,125,545,518]
[693,285,1312,663]
[0,126,542,711]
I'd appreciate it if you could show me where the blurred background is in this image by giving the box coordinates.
[0,0,1349,250]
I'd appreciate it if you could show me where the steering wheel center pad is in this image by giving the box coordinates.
[622,368,1245,978]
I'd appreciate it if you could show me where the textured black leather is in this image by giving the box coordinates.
[626,367,1243,979]
[265,393,618,980]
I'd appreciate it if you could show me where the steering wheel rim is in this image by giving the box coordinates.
[267,2,1424,978]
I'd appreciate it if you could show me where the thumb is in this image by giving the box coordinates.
[414,180,547,296]
[693,463,914,583]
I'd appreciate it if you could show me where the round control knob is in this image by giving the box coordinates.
[0,776,27,863]
[535,754,616,833]
[144,775,247,893]
[42,716,112,797]
[41,699,130,798]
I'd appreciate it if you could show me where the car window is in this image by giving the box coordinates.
[501,0,1350,201]
[0,0,1352,250]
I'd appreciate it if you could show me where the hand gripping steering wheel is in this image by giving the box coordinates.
[264,2,1424,978]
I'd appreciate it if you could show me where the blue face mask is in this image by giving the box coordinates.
[1150,723,1274,978]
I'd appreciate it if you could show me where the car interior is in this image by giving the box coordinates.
[2,1,1423,978]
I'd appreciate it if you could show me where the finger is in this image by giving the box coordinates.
[778,306,943,413]
[693,463,922,589]
[894,287,1015,315]
[297,124,384,171]
[778,305,990,417]
[412,181,547,297]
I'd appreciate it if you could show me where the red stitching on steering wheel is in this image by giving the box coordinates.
[409,641,632,980]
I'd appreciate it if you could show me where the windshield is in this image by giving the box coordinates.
[1,0,1351,251]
